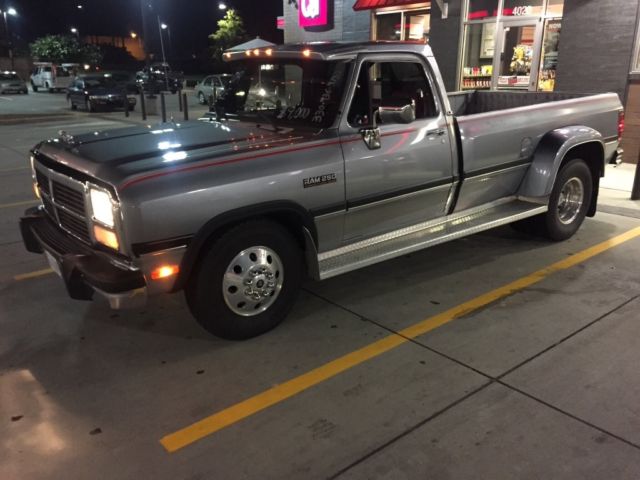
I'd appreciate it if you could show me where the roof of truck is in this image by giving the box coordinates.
[224,41,433,61]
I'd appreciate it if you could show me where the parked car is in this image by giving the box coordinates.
[30,62,78,92]
[21,42,623,340]
[135,63,183,94]
[0,71,28,94]
[66,73,137,112]
[194,74,231,104]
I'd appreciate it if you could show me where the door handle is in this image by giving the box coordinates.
[426,128,446,137]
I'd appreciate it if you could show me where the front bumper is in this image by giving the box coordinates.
[20,207,147,309]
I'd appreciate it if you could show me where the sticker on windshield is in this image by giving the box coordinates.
[303,173,337,188]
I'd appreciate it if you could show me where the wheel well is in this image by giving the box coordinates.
[560,142,603,217]
[173,207,315,292]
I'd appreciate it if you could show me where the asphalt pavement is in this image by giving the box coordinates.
[1,106,640,479]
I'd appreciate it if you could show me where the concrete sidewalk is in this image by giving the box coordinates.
[599,163,640,218]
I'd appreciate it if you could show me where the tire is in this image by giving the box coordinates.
[32,83,38,92]
[515,158,593,241]
[198,92,205,105]
[68,97,77,110]
[185,219,303,340]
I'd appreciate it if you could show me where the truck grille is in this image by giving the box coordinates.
[35,164,91,244]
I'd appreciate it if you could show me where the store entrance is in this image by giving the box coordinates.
[494,19,542,90]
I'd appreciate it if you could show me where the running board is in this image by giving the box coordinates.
[317,198,547,280]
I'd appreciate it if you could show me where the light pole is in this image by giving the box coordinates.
[1,7,17,70]
[157,17,169,90]
[139,0,151,67]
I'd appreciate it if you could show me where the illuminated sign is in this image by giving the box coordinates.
[299,0,328,28]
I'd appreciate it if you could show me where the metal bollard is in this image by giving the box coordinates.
[208,94,214,112]
[182,92,189,121]
[178,89,183,112]
[124,89,129,118]
[139,91,147,121]
[160,92,167,123]
[632,154,640,200]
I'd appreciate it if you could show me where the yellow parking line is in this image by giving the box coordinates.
[0,199,37,209]
[160,225,640,453]
[13,268,54,281]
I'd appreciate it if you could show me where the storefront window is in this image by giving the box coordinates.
[497,24,535,89]
[405,10,430,41]
[375,10,429,42]
[538,19,561,91]
[546,0,564,17]
[502,0,544,17]
[375,12,402,41]
[467,0,499,20]
[461,23,495,90]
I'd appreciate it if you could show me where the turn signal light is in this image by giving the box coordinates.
[302,48,311,57]
[151,265,179,280]
[93,225,119,250]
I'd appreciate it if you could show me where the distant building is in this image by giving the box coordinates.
[83,35,146,62]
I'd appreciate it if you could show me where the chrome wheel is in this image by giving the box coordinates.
[557,176,584,225]
[222,246,284,316]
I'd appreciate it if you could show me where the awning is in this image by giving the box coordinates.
[225,37,276,53]
[353,0,424,11]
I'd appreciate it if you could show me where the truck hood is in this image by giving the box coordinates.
[35,119,315,188]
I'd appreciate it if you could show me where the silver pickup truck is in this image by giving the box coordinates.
[21,42,624,339]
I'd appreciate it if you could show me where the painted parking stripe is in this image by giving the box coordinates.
[0,166,29,173]
[160,225,640,453]
[13,268,54,281]
[0,199,37,209]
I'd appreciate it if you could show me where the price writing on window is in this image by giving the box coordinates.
[511,5,532,16]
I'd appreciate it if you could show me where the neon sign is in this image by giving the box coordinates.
[299,0,328,28]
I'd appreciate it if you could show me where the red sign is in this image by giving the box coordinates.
[299,0,328,28]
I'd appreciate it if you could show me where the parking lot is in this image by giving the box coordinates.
[2,93,640,479]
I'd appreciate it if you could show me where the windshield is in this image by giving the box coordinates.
[0,73,19,81]
[216,59,350,130]
[84,76,117,88]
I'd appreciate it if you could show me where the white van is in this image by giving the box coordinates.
[30,63,78,92]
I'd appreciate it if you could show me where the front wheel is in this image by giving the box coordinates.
[185,220,303,340]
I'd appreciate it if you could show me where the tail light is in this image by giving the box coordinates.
[618,110,625,142]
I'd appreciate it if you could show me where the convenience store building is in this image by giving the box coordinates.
[282,0,640,163]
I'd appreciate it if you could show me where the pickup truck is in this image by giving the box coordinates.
[21,42,624,339]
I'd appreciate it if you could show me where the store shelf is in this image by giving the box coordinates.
[462,74,492,78]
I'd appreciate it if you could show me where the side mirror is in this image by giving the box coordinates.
[378,103,416,124]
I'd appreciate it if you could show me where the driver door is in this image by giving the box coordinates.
[339,54,455,242]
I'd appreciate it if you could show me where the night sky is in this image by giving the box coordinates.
[8,0,283,57]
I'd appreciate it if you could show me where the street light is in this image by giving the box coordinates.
[77,4,83,9]
[1,7,17,69]
[70,27,79,38]
[157,16,169,91]
[130,32,137,38]
[218,3,227,10]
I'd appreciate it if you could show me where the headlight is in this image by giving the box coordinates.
[89,188,115,227]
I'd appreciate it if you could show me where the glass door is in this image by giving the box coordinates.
[493,19,543,91]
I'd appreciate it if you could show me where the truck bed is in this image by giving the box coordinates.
[448,90,587,116]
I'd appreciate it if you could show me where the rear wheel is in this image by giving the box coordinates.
[31,82,38,92]
[185,220,303,340]
[513,158,592,241]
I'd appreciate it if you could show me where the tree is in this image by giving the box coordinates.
[208,9,247,61]
[30,35,102,65]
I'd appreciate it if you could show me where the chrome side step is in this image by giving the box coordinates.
[317,198,547,280]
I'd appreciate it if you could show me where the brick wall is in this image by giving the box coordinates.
[622,80,640,164]
[429,0,462,92]
[555,0,640,102]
